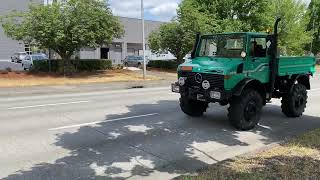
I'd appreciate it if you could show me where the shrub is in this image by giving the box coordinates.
[32,59,112,72]
[75,59,112,71]
[32,61,50,72]
[148,60,178,69]
[112,64,124,70]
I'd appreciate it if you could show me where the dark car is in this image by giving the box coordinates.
[123,56,148,68]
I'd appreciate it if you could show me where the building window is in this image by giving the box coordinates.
[24,44,32,54]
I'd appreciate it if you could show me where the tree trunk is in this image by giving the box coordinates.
[59,52,73,76]
[176,56,184,65]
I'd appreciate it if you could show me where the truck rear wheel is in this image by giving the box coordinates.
[228,89,263,130]
[281,84,307,117]
[180,97,208,117]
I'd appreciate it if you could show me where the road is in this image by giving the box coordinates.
[1,77,320,180]
[0,60,23,71]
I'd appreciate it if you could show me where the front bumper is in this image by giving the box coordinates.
[171,82,232,102]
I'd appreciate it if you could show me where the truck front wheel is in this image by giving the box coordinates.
[180,97,208,117]
[228,89,263,130]
[281,84,307,117]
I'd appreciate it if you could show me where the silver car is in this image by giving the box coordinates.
[123,56,148,68]
[11,52,28,63]
[22,54,48,70]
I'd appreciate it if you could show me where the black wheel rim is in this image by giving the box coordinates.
[244,100,258,122]
[294,95,305,109]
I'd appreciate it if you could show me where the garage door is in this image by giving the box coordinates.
[111,49,122,64]
[127,49,135,56]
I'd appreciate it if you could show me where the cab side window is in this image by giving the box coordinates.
[250,37,267,58]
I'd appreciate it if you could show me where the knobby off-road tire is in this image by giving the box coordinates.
[228,89,263,131]
[281,84,307,117]
[180,97,208,117]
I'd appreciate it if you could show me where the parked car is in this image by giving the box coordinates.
[123,56,148,68]
[11,52,28,63]
[22,54,48,70]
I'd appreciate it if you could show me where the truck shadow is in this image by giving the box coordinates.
[4,100,320,180]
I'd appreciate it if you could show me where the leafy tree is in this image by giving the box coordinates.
[306,0,320,55]
[150,0,312,58]
[149,0,270,62]
[178,0,269,33]
[0,0,124,72]
[149,22,193,64]
[177,0,219,34]
[265,0,312,56]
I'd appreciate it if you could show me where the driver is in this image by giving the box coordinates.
[251,41,257,57]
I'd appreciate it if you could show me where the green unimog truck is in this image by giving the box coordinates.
[172,19,316,130]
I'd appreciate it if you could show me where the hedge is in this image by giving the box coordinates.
[32,59,112,72]
[147,60,178,69]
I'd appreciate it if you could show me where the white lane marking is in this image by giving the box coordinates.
[168,92,179,95]
[48,113,159,131]
[8,100,90,110]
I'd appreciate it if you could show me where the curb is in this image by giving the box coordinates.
[0,80,173,97]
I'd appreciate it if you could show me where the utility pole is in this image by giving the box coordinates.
[311,5,317,54]
[141,0,146,79]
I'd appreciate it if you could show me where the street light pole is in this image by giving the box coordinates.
[141,0,146,79]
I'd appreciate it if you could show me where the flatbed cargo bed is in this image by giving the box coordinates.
[278,56,316,76]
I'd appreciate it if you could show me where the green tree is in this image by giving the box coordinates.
[0,0,123,71]
[149,0,270,62]
[178,0,269,33]
[149,22,193,64]
[266,0,312,56]
[306,0,320,55]
[177,0,219,34]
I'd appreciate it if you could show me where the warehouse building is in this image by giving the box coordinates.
[0,0,164,63]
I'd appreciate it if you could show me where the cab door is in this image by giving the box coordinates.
[246,36,270,83]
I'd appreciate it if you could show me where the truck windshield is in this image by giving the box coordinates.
[198,34,245,58]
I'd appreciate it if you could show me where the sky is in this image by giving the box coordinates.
[109,0,181,22]
[109,0,311,22]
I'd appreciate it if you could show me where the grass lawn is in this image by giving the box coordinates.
[179,128,320,180]
[0,70,161,88]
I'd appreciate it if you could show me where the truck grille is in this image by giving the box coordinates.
[178,71,224,89]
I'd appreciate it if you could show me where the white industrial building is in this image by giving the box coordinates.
[0,0,175,63]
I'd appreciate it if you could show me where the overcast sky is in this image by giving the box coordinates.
[109,0,311,22]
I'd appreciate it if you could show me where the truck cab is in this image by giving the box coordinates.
[172,20,316,130]
[176,33,272,101]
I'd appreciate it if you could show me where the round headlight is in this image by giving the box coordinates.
[178,77,185,86]
[202,80,210,90]
[241,51,247,58]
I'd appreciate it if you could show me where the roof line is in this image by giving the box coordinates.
[117,16,167,23]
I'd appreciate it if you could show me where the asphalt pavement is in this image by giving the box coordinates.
[1,76,320,179]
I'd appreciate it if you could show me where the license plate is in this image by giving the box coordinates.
[197,94,206,101]
[171,83,180,93]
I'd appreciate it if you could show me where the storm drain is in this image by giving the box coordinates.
[129,85,144,89]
